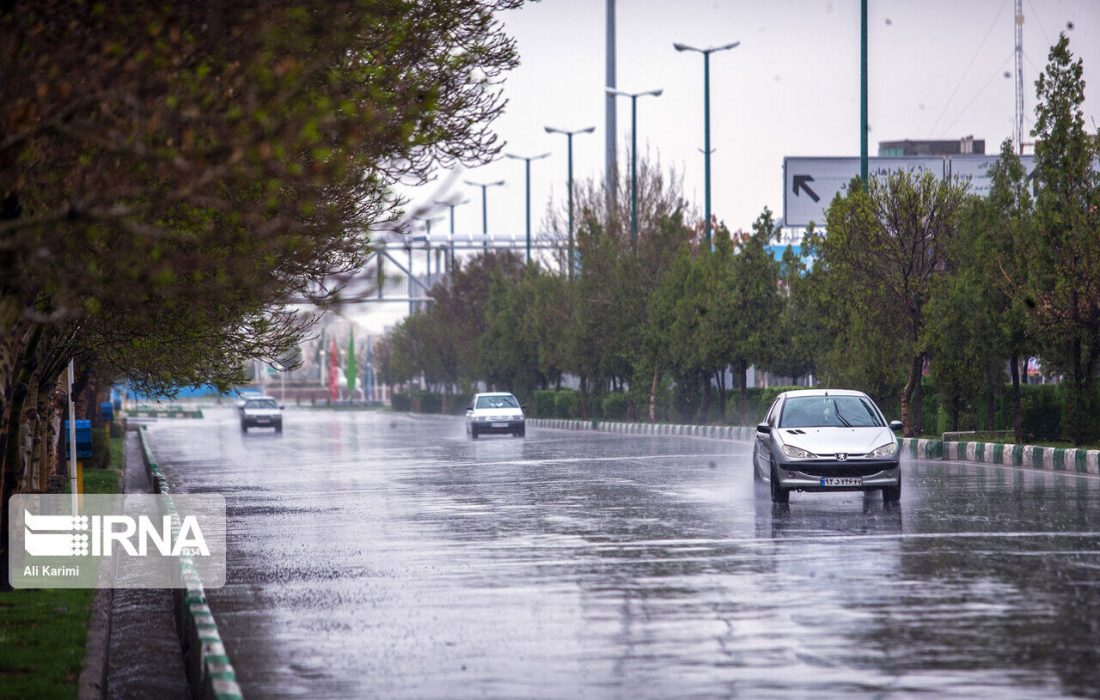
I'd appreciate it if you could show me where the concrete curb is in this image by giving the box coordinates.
[138,428,243,700]
[939,439,1100,474]
[77,586,113,699]
[527,418,753,441]
[528,419,1100,477]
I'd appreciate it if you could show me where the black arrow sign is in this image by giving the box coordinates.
[792,175,820,202]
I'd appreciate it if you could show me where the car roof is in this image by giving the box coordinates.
[778,389,869,399]
[245,395,277,401]
[474,392,516,398]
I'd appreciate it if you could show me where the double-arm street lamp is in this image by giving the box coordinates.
[606,87,662,247]
[464,179,505,250]
[673,40,739,245]
[433,196,468,273]
[504,151,551,264]
[544,125,595,279]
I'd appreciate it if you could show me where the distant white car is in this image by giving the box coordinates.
[466,392,525,439]
[235,390,263,414]
[240,396,283,433]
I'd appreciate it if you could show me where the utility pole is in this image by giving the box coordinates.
[674,40,739,246]
[607,88,663,248]
[606,0,618,207]
[505,152,551,264]
[545,126,596,279]
[1014,0,1025,155]
[860,0,868,184]
[464,179,505,251]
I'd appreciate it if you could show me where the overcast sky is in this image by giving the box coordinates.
[356,0,1100,334]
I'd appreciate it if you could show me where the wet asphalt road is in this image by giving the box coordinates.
[146,408,1100,698]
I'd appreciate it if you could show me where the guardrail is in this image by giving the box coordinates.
[138,428,243,700]
[128,408,204,419]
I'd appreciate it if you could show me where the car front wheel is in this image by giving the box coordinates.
[770,462,789,504]
[470,428,479,440]
[882,479,901,503]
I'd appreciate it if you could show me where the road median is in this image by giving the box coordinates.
[528,418,1100,475]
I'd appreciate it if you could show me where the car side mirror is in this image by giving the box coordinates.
[889,420,903,432]
[756,423,771,434]
[521,404,527,410]
[466,405,473,412]
[279,405,285,410]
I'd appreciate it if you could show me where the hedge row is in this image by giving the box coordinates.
[392,382,1091,442]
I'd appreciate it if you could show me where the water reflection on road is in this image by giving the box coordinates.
[148,409,1100,698]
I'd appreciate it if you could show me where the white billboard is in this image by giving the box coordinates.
[783,155,1038,228]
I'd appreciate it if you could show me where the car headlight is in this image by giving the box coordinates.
[869,442,898,458]
[781,444,816,459]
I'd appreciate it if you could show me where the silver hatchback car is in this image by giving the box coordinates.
[753,389,902,504]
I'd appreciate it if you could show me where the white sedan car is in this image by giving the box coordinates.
[753,389,903,504]
[466,392,525,439]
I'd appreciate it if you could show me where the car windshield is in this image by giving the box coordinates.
[779,396,883,428]
[245,399,278,409]
[475,395,519,410]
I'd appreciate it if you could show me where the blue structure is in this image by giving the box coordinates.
[63,420,93,459]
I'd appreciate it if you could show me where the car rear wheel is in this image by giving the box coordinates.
[769,462,789,504]
[752,447,763,482]
[882,480,901,503]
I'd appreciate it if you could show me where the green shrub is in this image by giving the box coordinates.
[532,389,557,418]
[415,391,442,414]
[391,393,411,411]
[1021,384,1062,442]
[601,392,630,420]
[554,389,579,418]
[90,428,110,470]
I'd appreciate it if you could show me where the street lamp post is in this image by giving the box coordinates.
[434,197,468,273]
[673,40,739,246]
[464,179,505,251]
[606,88,662,248]
[544,125,595,279]
[504,152,551,264]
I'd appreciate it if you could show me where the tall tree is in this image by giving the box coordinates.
[822,172,969,436]
[0,0,521,585]
[1024,34,1100,444]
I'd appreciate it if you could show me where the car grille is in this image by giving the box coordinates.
[793,463,894,478]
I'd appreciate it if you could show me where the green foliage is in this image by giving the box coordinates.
[532,390,558,418]
[1022,33,1100,444]
[412,391,442,414]
[601,392,630,420]
[554,390,580,419]
[391,393,411,412]
[1021,384,1064,442]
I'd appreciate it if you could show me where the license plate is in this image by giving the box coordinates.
[820,477,862,487]
[491,422,509,428]
[256,419,270,423]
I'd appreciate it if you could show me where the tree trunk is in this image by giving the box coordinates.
[1009,350,1022,443]
[699,378,712,424]
[913,355,924,436]
[649,366,659,423]
[716,369,726,421]
[900,353,922,437]
[985,371,996,432]
[739,361,749,398]
[579,375,589,420]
